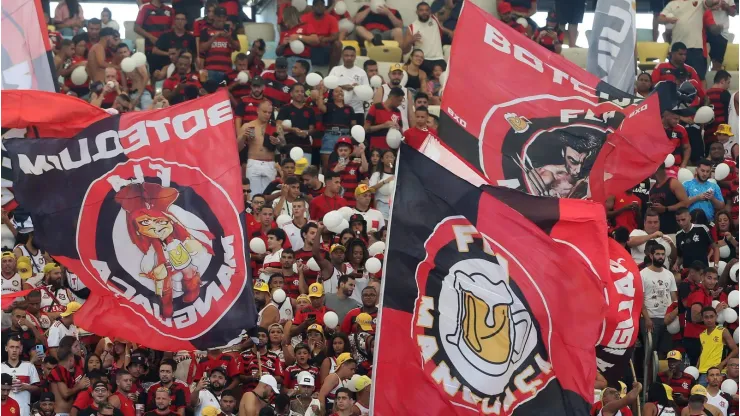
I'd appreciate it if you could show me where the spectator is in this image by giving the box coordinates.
[704,367,733,413]
[715,124,738,161]
[650,164,691,235]
[432,0,462,35]
[262,57,298,108]
[239,100,285,195]
[199,7,240,84]
[684,159,725,220]
[328,46,370,126]
[606,189,642,234]
[300,0,341,67]
[291,59,310,85]
[281,199,309,250]
[404,106,436,150]
[194,1,217,40]
[277,6,320,74]
[1,336,41,416]
[497,2,528,35]
[247,40,267,78]
[324,275,360,322]
[273,177,303,218]
[329,138,368,207]
[403,2,451,75]
[54,0,84,37]
[651,43,703,88]
[628,209,677,266]
[190,368,228,416]
[227,53,251,102]
[675,207,718,270]
[635,72,653,98]
[234,76,266,130]
[100,9,119,32]
[116,44,152,110]
[372,64,412,131]
[363,59,379,81]
[86,18,102,45]
[641,244,677,357]
[162,54,202,101]
[698,309,737,384]
[48,348,89,415]
[365,87,403,150]
[316,83,357,172]
[533,11,564,54]
[352,185,385,232]
[403,49,429,95]
[153,13,197,71]
[2,306,41,357]
[143,388,173,416]
[301,166,325,201]
[712,210,738,263]
[658,350,695,407]
[658,0,718,82]
[62,35,89,96]
[641,382,681,416]
[286,367,318,414]
[264,158,298,203]
[353,3,404,46]
[309,172,347,222]
[705,71,733,149]
[663,108,692,169]
[135,0,174,70]
[368,150,396,219]
[318,357,355,414]
[87,28,119,84]
[144,360,188,416]
[277,84,316,163]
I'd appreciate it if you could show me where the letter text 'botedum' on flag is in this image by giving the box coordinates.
[3,91,255,351]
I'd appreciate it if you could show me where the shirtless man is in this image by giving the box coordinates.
[87,28,120,83]
[525,131,603,198]
[238,101,286,195]
[238,375,277,416]
[53,40,76,77]
[116,44,150,109]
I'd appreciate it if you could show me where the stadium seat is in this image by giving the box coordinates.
[342,40,361,53]
[124,21,137,40]
[237,34,249,52]
[724,43,739,71]
[263,41,278,59]
[636,42,669,70]
[354,55,369,69]
[561,47,587,68]
[243,22,276,42]
[366,45,402,63]
[443,45,451,62]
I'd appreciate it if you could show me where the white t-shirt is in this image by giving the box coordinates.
[327,65,369,114]
[66,272,87,303]
[641,267,677,318]
[723,138,737,160]
[282,222,305,251]
[272,197,296,218]
[194,389,222,416]
[1,274,22,294]
[711,0,735,40]
[706,390,730,416]
[1,361,40,416]
[628,229,673,266]
[47,320,78,348]
[369,172,394,204]
[352,208,385,231]
[408,17,445,61]
[661,0,707,49]
[259,249,283,284]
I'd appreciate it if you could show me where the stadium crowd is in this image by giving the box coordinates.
[2,0,740,415]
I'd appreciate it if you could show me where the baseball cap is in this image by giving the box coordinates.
[662,384,675,401]
[296,371,315,386]
[60,301,82,317]
[201,406,220,416]
[355,313,374,331]
[297,294,310,303]
[128,355,148,368]
[307,323,324,335]
[1,373,12,386]
[690,384,708,398]
[335,136,353,149]
[546,10,557,22]
[259,374,279,392]
[210,366,228,378]
[214,6,227,16]
[295,157,309,175]
[1,251,15,260]
[497,1,512,14]
[16,257,33,280]
[308,282,324,298]
[354,375,371,392]
[335,352,355,368]
[389,63,404,73]
[355,184,373,197]
[39,392,55,402]
[43,262,60,274]
[330,244,346,254]
[716,124,734,136]
[254,281,269,292]
[666,350,682,361]
[250,75,264,86]
[275,57,289,69]
[92,381,108,391]
[349,214,365,225]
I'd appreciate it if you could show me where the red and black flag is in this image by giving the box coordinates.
[438,2,674,203]
[3,91,255,351]
[372,144,608,415]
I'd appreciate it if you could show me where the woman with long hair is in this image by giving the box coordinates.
[368,150,396,219]
[276,6,319,75]
[345,239,370,296]
[58,336,84,378]
[53,0,84,36]
[98,339,131,371]
[641,382,679,415]
[100,8,120,31]
[267,323,295,366]
[84,354,103,375]
[713,210,738,263]
[317,85,357,172]
[403,49,429,95]
[320,332,351,384]
[338,230,354,247]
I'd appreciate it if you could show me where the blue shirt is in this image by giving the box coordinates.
[683,178,724,220]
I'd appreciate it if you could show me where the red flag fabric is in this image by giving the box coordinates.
[438,2,673,201]
[373,145,607,415]
[1,288,37,309]
[4,91,256,351]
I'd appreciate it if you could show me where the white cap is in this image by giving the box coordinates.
[297,371,315,386]
[259,374,279,393]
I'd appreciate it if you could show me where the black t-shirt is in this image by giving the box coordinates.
[631,178,651,225]
[79,407,124,416]
[323,102,354,131]
[277,104,316,152]
[155,31,197,57]
[676,224,713,268]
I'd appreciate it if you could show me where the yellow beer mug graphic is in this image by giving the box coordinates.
[166,241,192,270]
[462,290,512,364]
[504,113,532,133]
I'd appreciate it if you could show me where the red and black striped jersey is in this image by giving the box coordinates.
[135,3,174,52]
[331,159,362,207]
[235,95,267,123]
[240,350,283,391]
[294,248,321,286]
[282,272,301,299]
[199,28,238,73]
[162,72,202,92]
[193,18,213,38]
[261,70,297,108]
[47,364,74,389]
[706,87,732,139]
[144,380,190,413]
[227,71,251,101]
[283,364,319,390]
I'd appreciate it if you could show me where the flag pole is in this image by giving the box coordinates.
[629,360,641,416]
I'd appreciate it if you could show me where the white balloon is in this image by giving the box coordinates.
[664,154,675,168]
[365,257,382,274]
[729,290,739,308]
[323,211,342,229]
[516,17,529,28]
[348,374,362,392]
[370,75,383,88]
[338,219,349,232]
[282,119,292,129]
[694,106,715,124]
[723,307,738,324]
[368,241,386,257]
[666,317,681,334]
[249,238,266,254]
[731,263,739,282]
[121,57,137,73]
[386,129,403,149]
[71,66,88,85]
[276,214,292,228]
[715,163,731,181]
[291,0,307,11]
[353,85,374,102]
[713,300,720,308]
[370,0,385,13]
[677,168,694,183]
[236,71,250,84]
[683,366,700,380]
[306,72,322,87]
[735,328,740,344]
[338,18,355,33]
[718,261,728,277]
[307,257,320,272]
[722,379,739,395]
[338,206,354,221]
[351,125,366,143]
[289,40,305,55]
[289,147,304,161]
[323,311,339,328]
[272,288,286,303]
[106,81,116,89]
[323,75,339,90]
[334,0,347,15]
[166,63,175,78]
[718,309,727,324]
[132,52,147,67]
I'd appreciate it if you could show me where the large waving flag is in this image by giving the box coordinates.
[587,0,637,93]
[438,2,672,203]
[371,145,608,415]
[3,91,256,351]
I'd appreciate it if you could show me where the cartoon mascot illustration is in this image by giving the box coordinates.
[115,182,214,318]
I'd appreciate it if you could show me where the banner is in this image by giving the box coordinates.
[439,2,673,203]
[1,0,57,91]
[587,0,637,93]
[371,145,608,415]
[4,91,255,351]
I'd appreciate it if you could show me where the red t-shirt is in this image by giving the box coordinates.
[612,192,641,233]
[300,13,338,38]
[666,125,690,167]
[366,103,402,150]
[309,193,348,221]
[340,307,378,334]
[2,397,21,416]
[114,391,136,416]
[280,22,315,58]
[73,388,94,410]
[403,127,437,150]
[239,350,283,392]
[683,287,712,338]
[293,305,332,326]
[162,72,202,92]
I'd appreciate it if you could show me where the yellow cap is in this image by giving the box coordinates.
[355,184,373,197]
[663,384,674,401]
[354,375,372,391]
[201,405,221,416]
[690,384,708,397]
[335,352,354,368]
[307,323,324,335]
[254,281,269,292]
[618,381,627,398]
[716,124,734,137]
[1,251,15,259]
[60,301,82,317]
[17,259,33,280]
[308,283,324,298]
[296,294,310,302]
[295,157,309,175]
[43,262,60,274]
[355,313,374,331]
[666,350,682,361]
[389,63,404,73]
[330,244,346,254]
